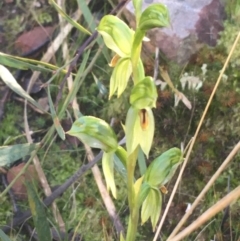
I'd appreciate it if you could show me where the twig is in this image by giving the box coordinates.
[193,219,216,241]
[24,101,66,231]
[0,133,124,234]
[221,175,231,231]
[20,5,88,232]
[0,150,103,233]
[153,47,159,81]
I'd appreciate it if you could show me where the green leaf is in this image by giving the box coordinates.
[49,0,91,35]
[97,15,134,57]
[141,188,162,230]
[0,143,39,168]
[126,107,154,157]
[144,148,183,187]
[0,65,48,113]
[26,182,52,241]
[102,152,117,198]
[139,3,170,31]
[109,57,132,99]
[130,76,158,109]
[0,229,11,241]
[0,52,69,74]
[66,116,118,152]
[47,86,65,140]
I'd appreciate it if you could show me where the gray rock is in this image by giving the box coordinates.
[124,0,226,64]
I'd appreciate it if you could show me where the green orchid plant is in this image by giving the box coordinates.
[67,1,183,240]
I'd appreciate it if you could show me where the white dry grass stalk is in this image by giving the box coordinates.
[0,65,45,113]
[168,141,240,240]
[23,7,86,232]
[153,31,240,241]
[27,8,84,90]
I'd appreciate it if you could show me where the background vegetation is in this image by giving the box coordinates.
[0,0,240,240]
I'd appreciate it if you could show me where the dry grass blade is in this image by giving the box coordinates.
[49,0,91,35]
[169,185,240,241]
[153,31,240,241]
[21,6,85,234]
[27,9,83,90]
[24,104,66,231]
[0,65,47,113]
[168,141,240,240]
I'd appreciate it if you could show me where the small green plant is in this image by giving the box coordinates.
[67,1,184,240]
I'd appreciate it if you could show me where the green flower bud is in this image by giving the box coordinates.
[66,116,118,153]
[144,148,183,187]
[97,15,134,57]
[130,76,157,109]
[139,4,170,31]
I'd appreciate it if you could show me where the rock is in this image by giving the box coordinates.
[14,26,55,56]
[7,163,40,200]
[124,0,226,64]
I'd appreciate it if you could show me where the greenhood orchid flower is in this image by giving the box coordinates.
[66,116,118,153]
[125,107,154,157]
[97,15,148,99]
[97,15,134,57]
[66,116,120,198]
[140,148,183,230]
[144,147,183,187]
[97,15,135,99]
